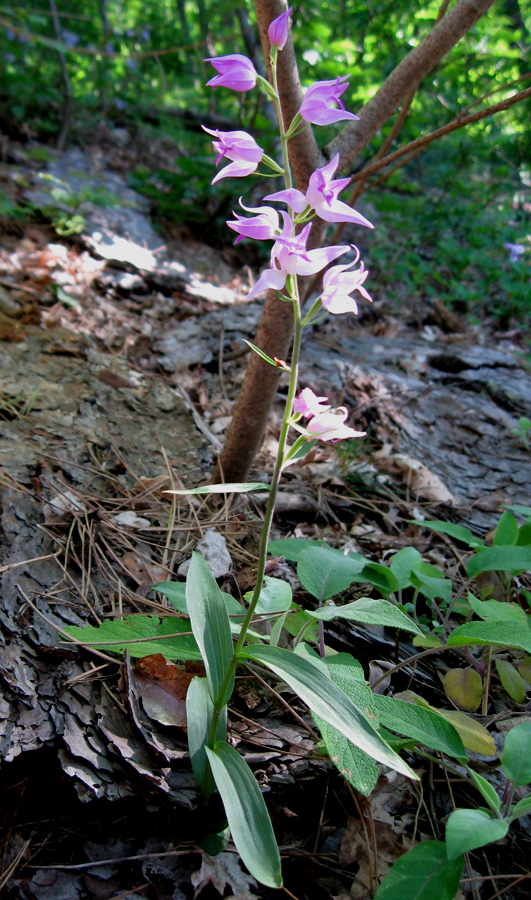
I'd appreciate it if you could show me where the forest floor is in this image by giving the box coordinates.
[1,136,530,900]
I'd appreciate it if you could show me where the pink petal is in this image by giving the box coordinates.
[247,267,286,301]
[211,159,260,184]
[315,198,374,228]
[263,188,307,213]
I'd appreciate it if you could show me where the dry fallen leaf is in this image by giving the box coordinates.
[133,654,194,728]
[191,851,258,899]
[386,454,457,505]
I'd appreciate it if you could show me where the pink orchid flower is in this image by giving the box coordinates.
[268,7,292,50]
[202,127,263,184]
[321,256,373,315]
[247,213,349,300]
[227,200,281,244]
[265,153,373,228]
[293,388,331,417]
[306,407,366,442]
[299,75,359,126]
[205,54,258,92]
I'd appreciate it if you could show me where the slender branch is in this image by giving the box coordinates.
[327,0,498,169]
[348,86,531,185]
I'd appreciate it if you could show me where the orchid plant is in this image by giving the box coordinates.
[165,8,419,888]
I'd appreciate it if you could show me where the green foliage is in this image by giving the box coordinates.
[502,720,531,785]
[311,653,380,797]
[238,643,416,778]
[308,595,422,634]
[186,676,226,799]
[512,416,531,450]
[63,614,202,659]
[374,841,463,900]
[446,809,508,861]
[186,553,234,706]
[205,742,283,888]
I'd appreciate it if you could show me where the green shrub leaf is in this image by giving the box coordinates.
[466,593,526,624]
[268,538,327,561]
[411,519,484,548]
[501,721,531,784]
[63,615,201,660]
[467,768,501,814]
[308,597,421,634]
[244,576,292,615]
[447,620,531,654]
[509,796,531,820]
[495,660,526,703]
[312,653,379,797]
[373,695,466,761]
[374,840,463,900]
[467,545,531,577]
[446,809,508,860]
[494,511,519,546]
[389,547,422,588]
[297,545,367,600]
[350,562,400,595]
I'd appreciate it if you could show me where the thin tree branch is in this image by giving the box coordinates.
[327,0,498,170]
[348,85,531,185]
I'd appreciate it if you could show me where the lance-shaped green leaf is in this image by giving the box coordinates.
[509,796,531,821]
[374,841,463,900]
[447,619,531,654]
[308,597,421,635]
[186,676,226,798]
[237,644,417,779]
[205,742,282,888]
[411,519,484,549]
[186,553,234,705]
[63,615,201,660]
[372,695,466,762]
[446,809,508,860]
[495,659,526,703]
[467,544,531,577]
[166,482,270,495]
[466,767,501,814]
[242,339,290,370]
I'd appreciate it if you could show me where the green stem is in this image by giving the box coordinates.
[234,292,302,655]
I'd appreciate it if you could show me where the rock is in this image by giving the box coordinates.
[178,529,232,578]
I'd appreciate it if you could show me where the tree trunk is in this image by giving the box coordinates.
[215,0,498,483]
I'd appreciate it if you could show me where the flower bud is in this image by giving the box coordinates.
[268,7,292,51]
